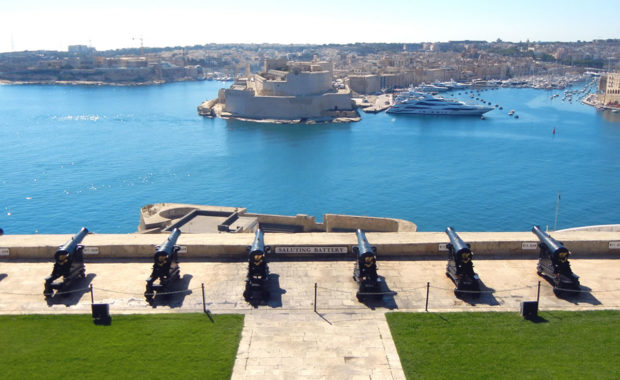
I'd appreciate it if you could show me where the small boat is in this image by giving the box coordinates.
[508,110,515,116]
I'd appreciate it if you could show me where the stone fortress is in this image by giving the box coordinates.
[198,58,360,123]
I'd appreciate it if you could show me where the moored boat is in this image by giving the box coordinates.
[386,91,494,116]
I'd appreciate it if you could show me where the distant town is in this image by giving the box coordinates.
[2,40,620,123]
[1,40,618,88]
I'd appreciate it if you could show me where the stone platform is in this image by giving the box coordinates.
[0,259,618,379]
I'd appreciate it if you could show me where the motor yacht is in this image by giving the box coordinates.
[386,91,494,116]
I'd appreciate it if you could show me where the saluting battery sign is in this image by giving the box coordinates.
[275,246,348,254]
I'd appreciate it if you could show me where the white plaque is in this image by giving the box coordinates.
[178,246,188,254]
[609,241,620,249]
[522,242,539,250]
[0,247,9,256]
[438,243,449,251]
[83,246,99,255]
[275,246,348,254]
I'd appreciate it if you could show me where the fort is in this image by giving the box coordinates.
[198,58,360,123]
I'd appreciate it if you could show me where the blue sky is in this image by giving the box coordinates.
[1,0,618,52]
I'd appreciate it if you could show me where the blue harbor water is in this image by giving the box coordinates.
[1,81,619,234]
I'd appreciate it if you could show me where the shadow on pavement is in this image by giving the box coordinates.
[151,274,193,308]
[245,273,287,308]
[457,279,500,306]
[46,273,96,307]
[555,284,601,306]
[359,276,398,310]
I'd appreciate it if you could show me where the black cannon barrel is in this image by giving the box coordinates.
[249,228,267,255]
[445,227,471,255]
[57,227,89,255]
[355,229,375,256]
[157,228,181,255]
[532,225,568,255]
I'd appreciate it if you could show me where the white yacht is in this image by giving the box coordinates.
[415,83,450,92]
[386,91,494,116]
[434,80,469,90]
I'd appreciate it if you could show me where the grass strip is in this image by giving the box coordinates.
[387,310,619,379]
[0,313,243,379]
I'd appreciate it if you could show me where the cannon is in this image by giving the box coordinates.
[445,227,480,296]
[44,227,88,298]
[243,228,270,304]
[352,229,381,300]
[145,228,181,305]
[532,225,580,294]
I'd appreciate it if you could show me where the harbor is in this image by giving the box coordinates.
[1,80,619,235]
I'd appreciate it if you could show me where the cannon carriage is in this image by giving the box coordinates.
[445,227,480,296]
[145,228,182,305]
[352,229,382,300]
[44,227,88,298]
[243,228,270,304]
[532,225,580,295]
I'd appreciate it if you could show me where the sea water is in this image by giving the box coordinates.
[1,81,619,233]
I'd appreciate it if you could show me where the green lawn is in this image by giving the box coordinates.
[0,313,243,379]
[387,311,619,380]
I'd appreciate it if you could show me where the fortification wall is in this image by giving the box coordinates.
[223,90,354,120]
[1,231,618,260]
[254,71,332,96]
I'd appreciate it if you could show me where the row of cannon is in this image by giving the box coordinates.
[444,225,580,297]
[42,225,581,305]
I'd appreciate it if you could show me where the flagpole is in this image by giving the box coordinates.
[553,192,561,231]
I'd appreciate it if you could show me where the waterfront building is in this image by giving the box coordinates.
[347,73,415,94]
[207,59,359,123]
[599,72,620,107]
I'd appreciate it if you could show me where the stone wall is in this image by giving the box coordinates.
[348,75,381,94]
[223,89,354,120]
[1,231,618,260]
[254,71,332,96]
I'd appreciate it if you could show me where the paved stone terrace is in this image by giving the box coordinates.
[1,259,619,379]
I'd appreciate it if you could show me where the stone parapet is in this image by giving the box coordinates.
[1,231,618,260]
